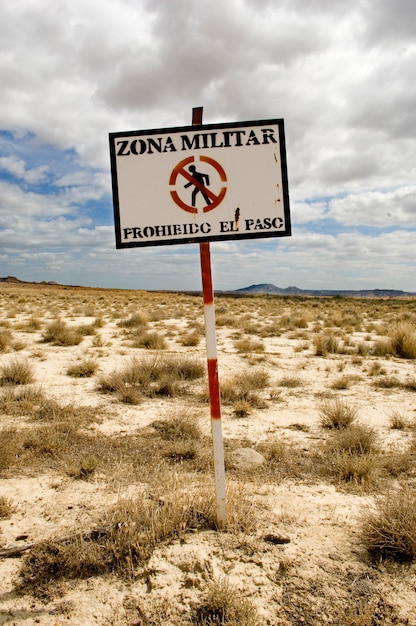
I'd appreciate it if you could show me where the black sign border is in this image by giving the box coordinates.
[109,118,291,249]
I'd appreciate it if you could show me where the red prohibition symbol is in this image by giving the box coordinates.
[169,156,227,214]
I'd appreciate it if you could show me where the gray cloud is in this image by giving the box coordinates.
[0,0,415,290]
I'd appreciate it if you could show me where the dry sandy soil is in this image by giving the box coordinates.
[0,283,416,625]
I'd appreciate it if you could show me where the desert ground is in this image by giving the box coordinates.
[1,283,416,625]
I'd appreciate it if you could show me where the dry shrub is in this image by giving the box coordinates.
[219,369,269,410]
[373,321,416,359]
[150,409,211,469]
[22,422,80,457]
[389,321,416,359]
[35,398,98,425]
[130,331,167,350]
[380,447,414,478]
[314,332,340,356]
[367,361,385,376]
[318,398,358,429]
[403,377,416,392]
[192,577,259,626]
[180,331,200,347]
[66,358,98,377]
[152,408,203,442]
[277,375,303,388]
[0,388,99,425]
[389,411,409,430]
[234,337,265,353]
[328,424,378,455]
[0,328,13,351]
[0,495,14,518]
[77,322,98,336]
[330,374,354,390]
[373,375,402,389]
[0,357,35,385]
[331,451,380,485]
[0,385,45,416]
[361,486,416,562]
[42,319,83,346]
[118,312,148,328]
[261,437,288,463]
[18,480,255,594]
[98,354,205,402]
[0,428,22,471]
[258,438,313,481]
[91,334,104,348]
[233,400,253,417]
[320,424,379,485]
[66,455,98,480]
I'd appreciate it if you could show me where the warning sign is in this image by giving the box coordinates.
[109,118,291,248]
[169,156,227,214]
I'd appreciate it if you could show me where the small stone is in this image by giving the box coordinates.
[227,448,266,470]
[264,533,291,545]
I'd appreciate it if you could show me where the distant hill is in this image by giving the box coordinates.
[0,276,58,285]
[234,283,416,297]
[0,276,25,283]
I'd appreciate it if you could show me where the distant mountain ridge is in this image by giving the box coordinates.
[0,276,57,285]
[234,283,416,297]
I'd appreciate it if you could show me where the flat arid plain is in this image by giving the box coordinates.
[1,283,416,625]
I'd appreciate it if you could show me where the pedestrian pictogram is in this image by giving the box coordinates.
[169,156,227,214]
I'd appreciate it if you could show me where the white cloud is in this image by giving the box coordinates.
[329,186,416,227]
[0,155,48,183]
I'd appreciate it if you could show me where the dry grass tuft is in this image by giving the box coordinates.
[0,385,44,415]
[373,321,416,360]
[66,455,98,480]
[118,312,148,329]
[314,333,340,356]
[42,319,83,346]
[130,330,167,350]
[66,358,98,378]
[0,428,25,472]
[319,424,380,486]
[330,374,354,390]
[233,400,253,417]
[361,486,416,562]
[373,375,401,389]
[0,358,35,385]
[192,577,259,625]
[277,375,303,388]
[151,408,203,442]
[219,369,269,410]
[180,330,201,347]
[0,495,14,518]
[234,337,265,354]
[388,321,416,359]
[327,423,378,456]
[318,398,358,429]
[98,354,205,403]
[0,328,13,352]
[388,411,409,430]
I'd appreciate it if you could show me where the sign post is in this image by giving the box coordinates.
[109,109,291,527]
[192,106,226,526]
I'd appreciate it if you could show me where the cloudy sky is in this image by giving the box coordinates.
[0,0,415,292]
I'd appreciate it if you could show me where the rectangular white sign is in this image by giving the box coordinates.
[109,118,291,248]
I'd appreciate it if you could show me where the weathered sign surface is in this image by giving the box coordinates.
[109,118,291,248]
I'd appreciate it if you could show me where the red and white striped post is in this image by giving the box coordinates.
[193,106,227,527]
